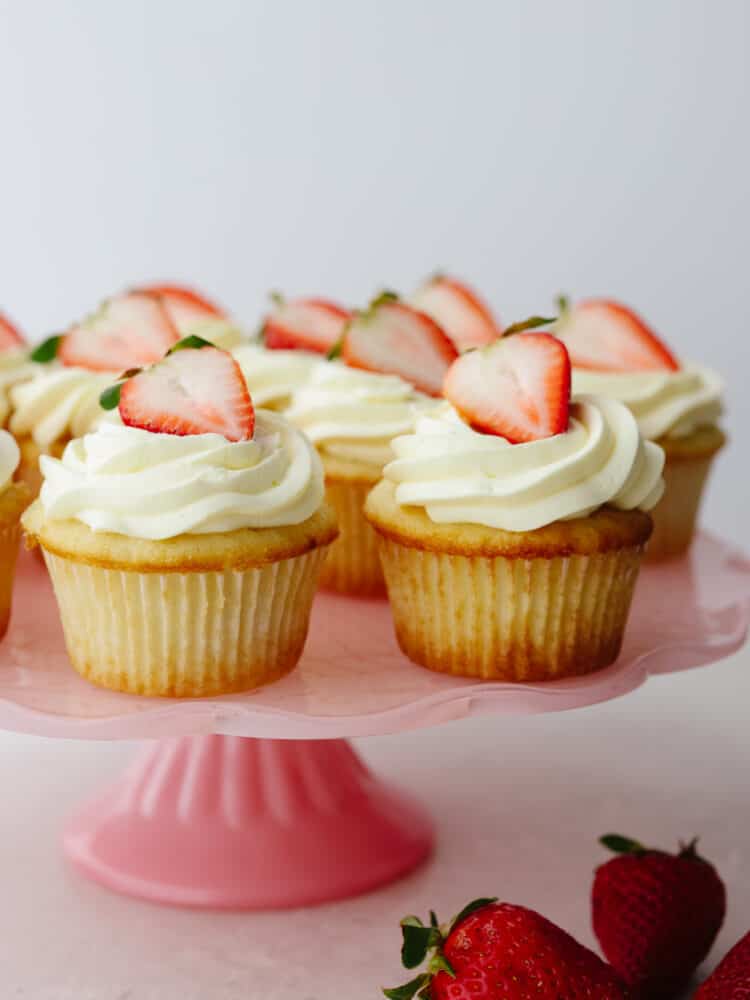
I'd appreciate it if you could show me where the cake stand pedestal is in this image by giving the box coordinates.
[1,533,748,909]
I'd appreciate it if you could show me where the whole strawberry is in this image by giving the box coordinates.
[695,930,750,999]
[592,834,726,998]
[383,897,628,999]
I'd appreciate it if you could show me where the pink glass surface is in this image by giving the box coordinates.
[64,735,433,909]
[0,532,748,741]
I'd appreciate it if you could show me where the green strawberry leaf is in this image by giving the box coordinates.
[326,336,344,360]
[99,382,123,411]
[556,294,571,317]
[30,335,62,363]
[450,897,498,930]
[383,973,431,1000]
[168,334,214,353]
[502,316,557,337]
[401,917,441,969]
[268,290,285,308]
[428,953,456,979]
[600,834,647,855]
[429,911,439,930]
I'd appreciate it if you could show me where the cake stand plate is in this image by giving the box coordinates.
[1,533,748,909]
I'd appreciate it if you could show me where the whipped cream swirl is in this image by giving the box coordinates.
[10,366,116,449]
[571,364,722,440]
[232,343,318,410]
[0,429,20,490]
[186,317,245,350]
[0,350,36,426]
[384,397,665,532]
[38,411,325,539]
[286,361,430,468]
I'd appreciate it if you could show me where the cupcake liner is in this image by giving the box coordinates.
[320,476,385,596]
[375,537,645,681]
[646,453,716,561]
[0,519,22,640]
[42,547,327,696]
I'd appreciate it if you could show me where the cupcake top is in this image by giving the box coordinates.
[285,360,432,469]
[384,397,664,533]
[0,349,37,427]
[10,366,115,449]
[555,298,723,441]
[37,344,325,540]
[571,365,722,440]
[232,342,319,410]
[0,428,20,490]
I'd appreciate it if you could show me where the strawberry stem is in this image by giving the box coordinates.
[502,315,556,337]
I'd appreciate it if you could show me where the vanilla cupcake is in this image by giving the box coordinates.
[0,431,30,638]
[365,333,664,682]
[286,361,429,595]
[23,344,337,697]
[556,299,725,560]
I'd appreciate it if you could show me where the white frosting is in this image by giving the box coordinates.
[10,366,115,449]
[571,364,722,440]
[0,429,20,490]
[232,343,318,409]
[0,350,36,426]
[384,397,665,532]
[285,361,431,469]
[38,410,325,540]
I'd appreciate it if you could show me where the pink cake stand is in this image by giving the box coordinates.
[1,533,748,910]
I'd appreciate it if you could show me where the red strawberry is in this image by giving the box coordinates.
[443,329,570,442]
[342,293,458,395]
[411,274,500,351]
[384,898,627,1000]
[556,299,679,372]
[60,293,180,372]
[136,283,227,332]
[695,930,750,999]
[117,342,254,441]
[592,834,726,999]
[263,295,351,354]
[0,312,25,350]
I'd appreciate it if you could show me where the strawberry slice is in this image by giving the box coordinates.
[410,274,499,351]
[135,283,227,333]
[443,332,571,442]
[60,293,180,371]
[0,312,25,350]
[119,346,254,441]
[342,295,458,395]
[556,299,679,372]
[263,296,351,354]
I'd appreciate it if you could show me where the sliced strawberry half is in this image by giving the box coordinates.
[0,312,26,351]
[60,293,180,371]
[556,299,680,372]
[410,274,499,351]
[263,296,351,354]
[119,346,254,441]
[343,296,458,395]
[444,332,571,442]
[135,283,227,333]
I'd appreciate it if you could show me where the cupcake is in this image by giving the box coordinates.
[0,312,36,429]
[0,430,30,639]
[286,360,430,595]
[365,333,664,682]
[134,283,247,349]
[22,341,337,697]
[10,292,181,499]
[555,298,725,560]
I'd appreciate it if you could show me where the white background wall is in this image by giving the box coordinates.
[1,0,747,543]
